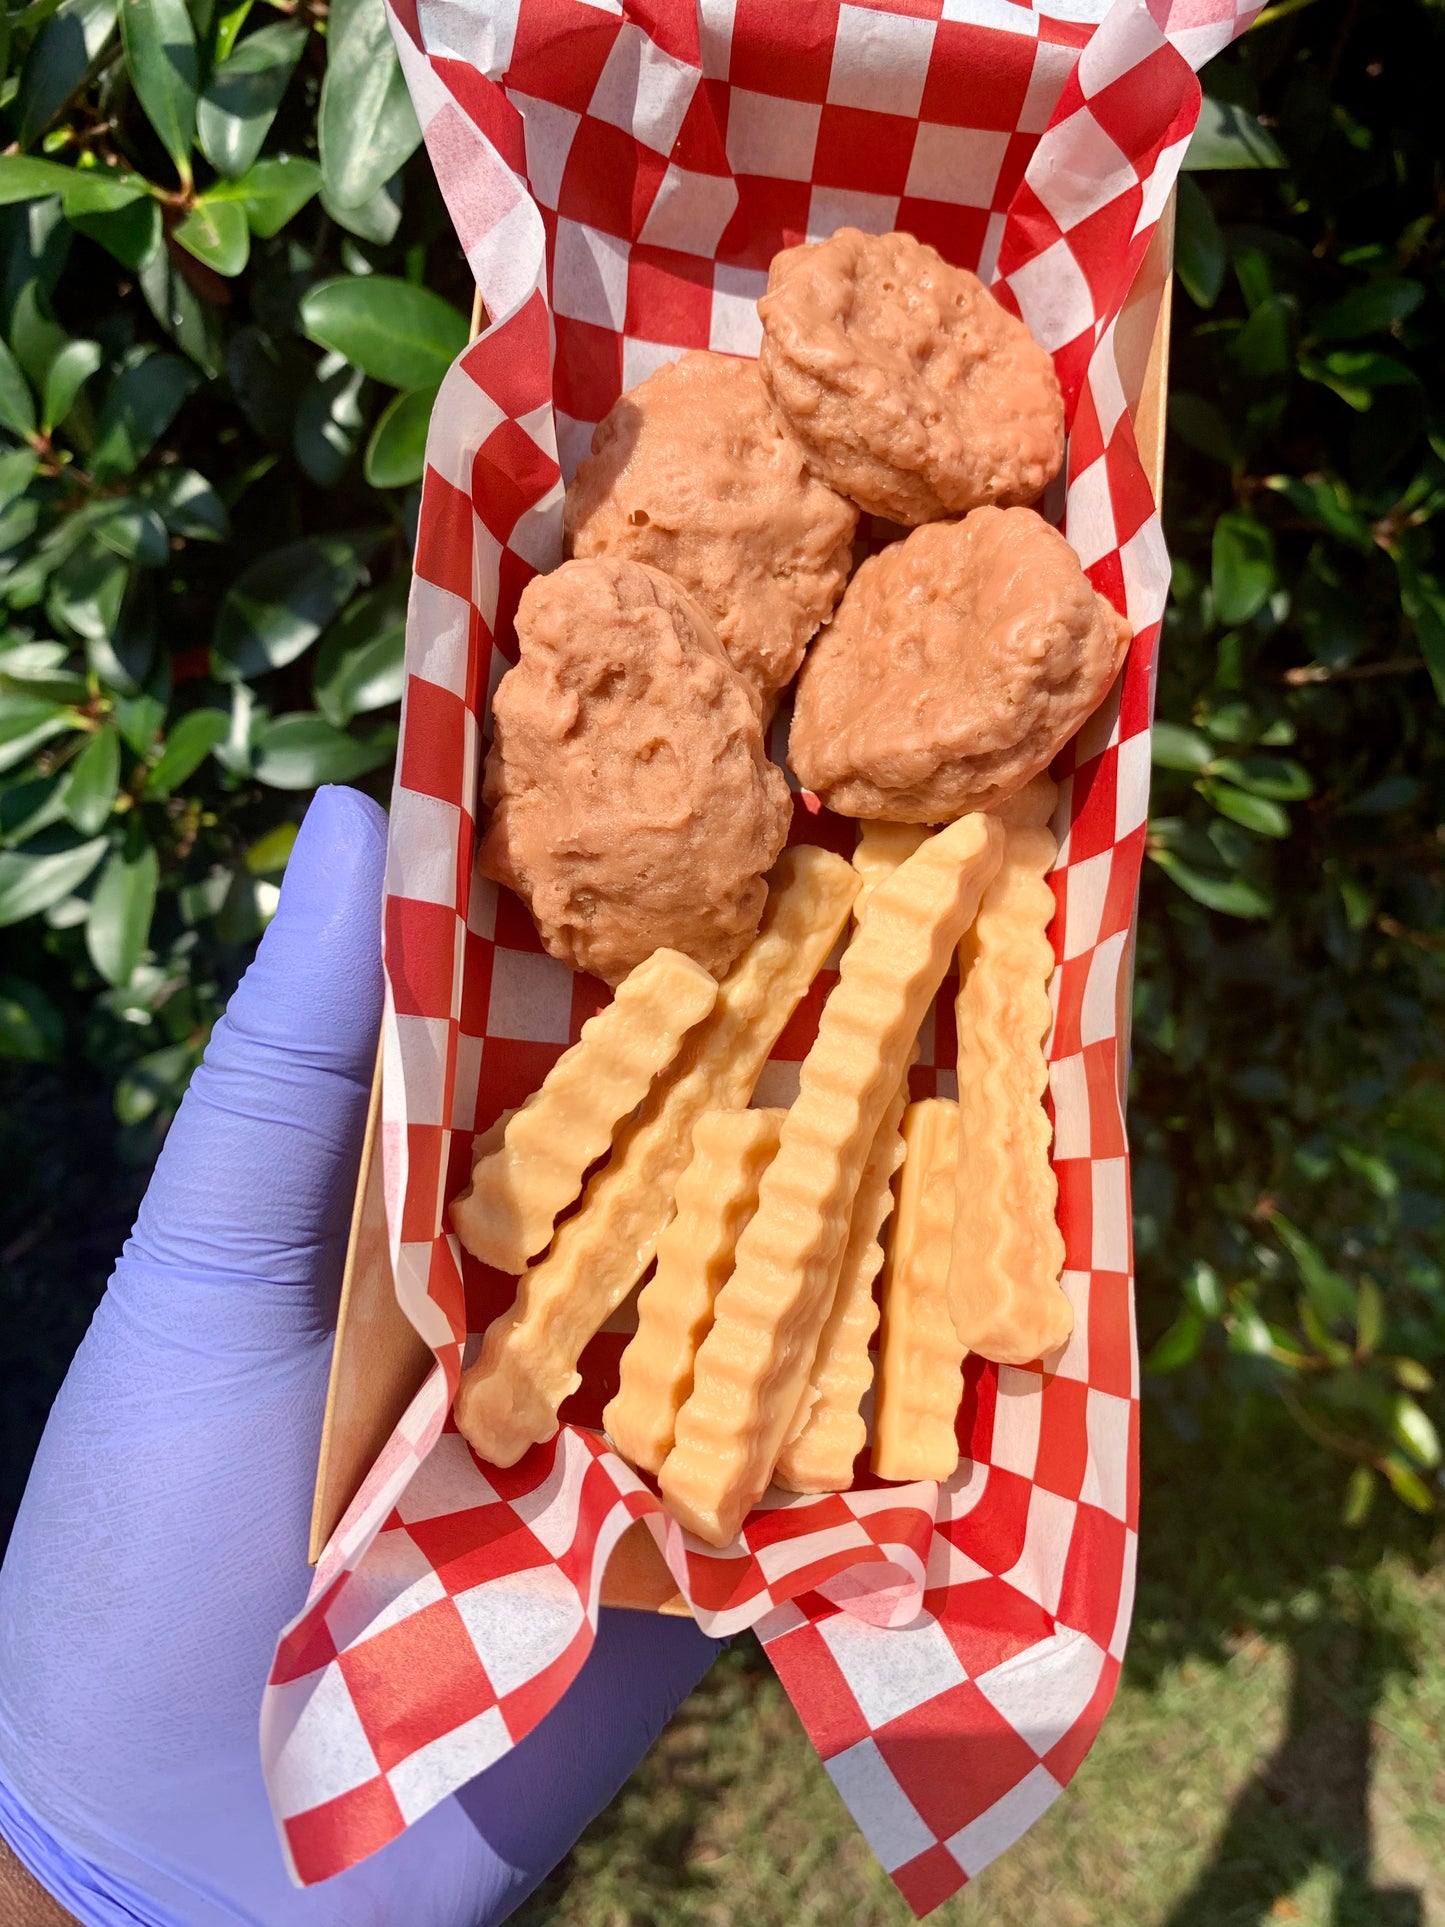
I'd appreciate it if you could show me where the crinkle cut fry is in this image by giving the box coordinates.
[452,845,859,1469]
[772,822,928,1493]
[872,1098,965,1483]
[660,813,1003,1547]
[604,1107,785,1474]
[948,782,1070,1365]
[772,1074,908,1492]
[449,947,718,1274]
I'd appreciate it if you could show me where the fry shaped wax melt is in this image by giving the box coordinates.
[773,824,926,1493]
[773,1076,907,1493]
[605,1107,785,1474]
[452,846,858,1468]
[948,777,1070,1364]
[872,1099,965,1483]
[450,948,718,1274]
[660,813,1003,1546]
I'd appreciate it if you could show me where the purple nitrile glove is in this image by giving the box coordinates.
[0,785,721,1927]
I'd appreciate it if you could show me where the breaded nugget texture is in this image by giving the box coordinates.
[757,228,1065,525]
[564,352,857,712]
[479,556,792,985]
[788,507,1131,821]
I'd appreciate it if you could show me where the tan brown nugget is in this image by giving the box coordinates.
[789,507,1131,821]
[757,228,1064,525]
[949,776,1070,1364]
[564,352,857,714]
[660,813,1003,1547]
[479,556,792,985]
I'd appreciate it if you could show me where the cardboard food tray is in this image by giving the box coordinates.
[308,206,1176,1607]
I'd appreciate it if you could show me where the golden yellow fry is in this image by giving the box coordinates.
[872,1098,965,1482]
[450,948,717,1274]
[605,1107,785,1473]
[773,824,928,1493]
[851,821,930,921]
[773,1075,907,1492]
[660,813,1004,1546]
[948,779,1070,1364]
[452,846,859,1468]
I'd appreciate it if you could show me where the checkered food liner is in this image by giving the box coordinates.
[261,0,1257,1908]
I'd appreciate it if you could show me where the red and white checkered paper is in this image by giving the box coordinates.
[262,0,1258,1909]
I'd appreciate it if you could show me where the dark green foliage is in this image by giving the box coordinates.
[1138,0,1445,1517]
[0,0,1438,1530]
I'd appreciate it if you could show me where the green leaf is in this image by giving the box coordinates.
[1270,1214,1356,1323]
[1339,1145,1397,1201]
[1381,1455,1434,1514]
[89,498,169,565]
[364,383,434,487]
[1168,393,1234,467]
[1313,278,1424,343]
[213,0,252,61]
[143,705,227,795]
[211,534,369,680]
[244,817,298,873]
[1173,173,1225,310]
[252,710,395,788]
[1211,508,1275,625]
[197,20,308,175]
[1228,293,1295,378]
[70,195,164,272]
[0,337,37,440]
[1264,474,1375,554]
[0,154,148,214]
[61,724,120,831]
[294,357,366,487]
[114,689,165,755]
[9,279,68,396]
[1183,96,1286,171]
[321,172,402,244]
[0,448,39,511]
[174,195,250,276]
[1341,773,1419,816]
[1227,1304,1275,1355]
[85,825,158,984]
[298,275,467,390]
[142,464,228,540]
[16,0,118,150]
[313,581,406,724]
[40,336,102,433]
[1392,554,1445,705]
[1152,720,1214,772]
[318,0,421,211]
[0,833,106,925]
[1390,1394,1441,1471]
[1149,847,1273,919]
[1199,779,1290,839]
[90,352,200,483]
[0,696,79,773]
[1209,754,1312,801]
[0,973,64,1060]
[213,153,320,237]
[1354,1278,1386,1357]
[1183,1259,1226,1320]
[119,0,199,181]
[1146,1307,1205,1373]
[1341,1464,1376,1527]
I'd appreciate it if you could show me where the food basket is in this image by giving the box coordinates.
[262,0,1258,1910]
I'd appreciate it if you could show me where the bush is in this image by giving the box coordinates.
[0,0,1439,1517]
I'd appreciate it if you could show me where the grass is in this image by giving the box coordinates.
[515,1397,1444,1927]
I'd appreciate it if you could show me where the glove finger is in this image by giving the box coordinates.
[123,784,386,1304]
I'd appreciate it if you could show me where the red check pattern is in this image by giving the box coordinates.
[261,0,1260,1908]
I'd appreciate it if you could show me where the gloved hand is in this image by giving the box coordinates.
[0,785,721,1927]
